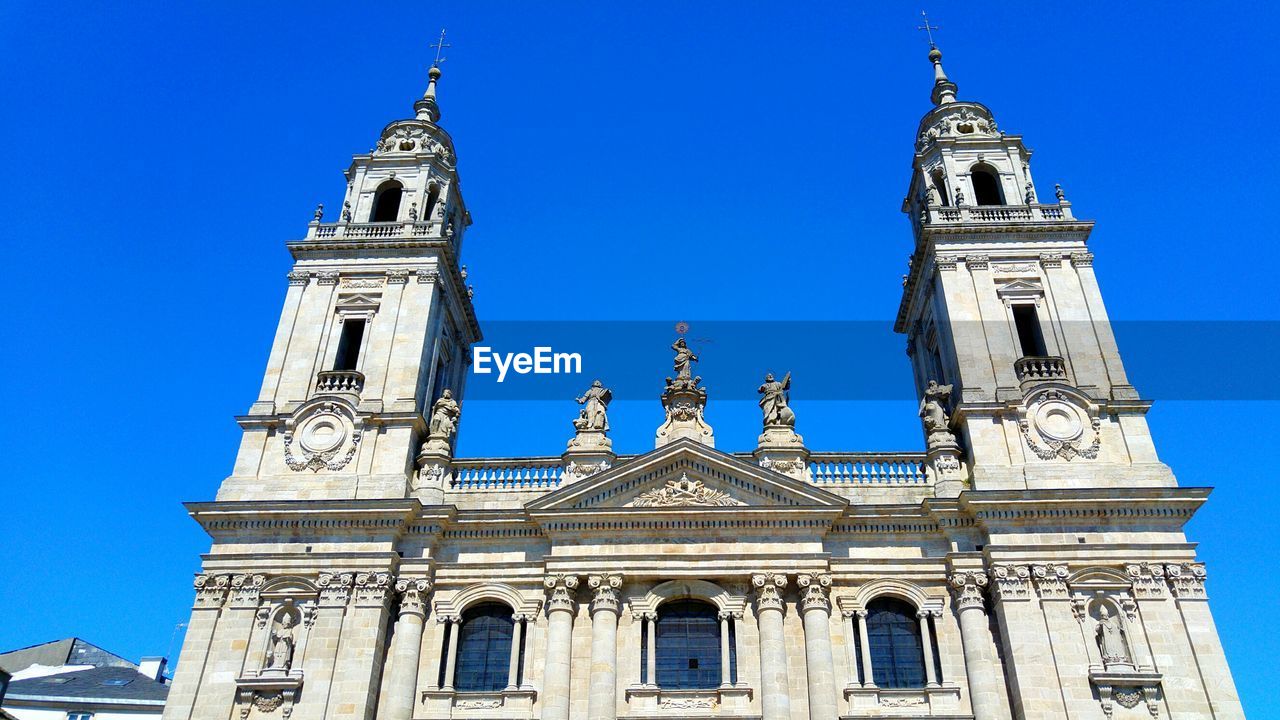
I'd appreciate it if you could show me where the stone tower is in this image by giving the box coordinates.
[217,64,480,503]
[897,46,1168,492]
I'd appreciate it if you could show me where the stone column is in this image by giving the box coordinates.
[917,610,938,687]
[506,613,526,690]
[637,612,656,686]
[840,611,860,687]
[797,573,838,720]
[718,612,733,687]
[161,575,230,720]
[856,610,875,687]
[193,574,265,720]
[440,615,461,690]
[587,573,623,720]
[751,573,791,720]
[542,574,580,720]
[382,578,431,720]
[948,571,1006,720]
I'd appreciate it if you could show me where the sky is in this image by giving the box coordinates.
[1,0,1276,714]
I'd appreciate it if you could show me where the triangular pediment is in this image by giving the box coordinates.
[526,439,848,514]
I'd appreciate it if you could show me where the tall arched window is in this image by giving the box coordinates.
[931,171,950,207]
[371,181,403,222]
[424,183,441,221]
[454,603,514,692]
[655,600,723,690]
[866,598,926,689]
[970,165,1004,206]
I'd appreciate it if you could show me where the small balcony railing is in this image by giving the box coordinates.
[307,221,443,241]
[924,203,1074,225]
[315,370,365,396]
[1014,356,1068,383]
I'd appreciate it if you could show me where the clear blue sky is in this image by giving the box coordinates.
[2,1,1275,714]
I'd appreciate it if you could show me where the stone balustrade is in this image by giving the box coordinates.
[314,370,364,396]
[808,453,928,485]
[451,457,568,490]
[307,221,443,241]
[925,202,1074,225]
[1014,355,1068,383]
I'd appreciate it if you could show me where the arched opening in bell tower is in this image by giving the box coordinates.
[370,180,404,222]
[970,164,1004,205]
[930,171,950,206]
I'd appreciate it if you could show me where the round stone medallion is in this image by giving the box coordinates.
[299,413,347,453]
[1033,400,1084,442]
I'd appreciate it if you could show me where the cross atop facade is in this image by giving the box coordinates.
[430,28,451,67]
[917,11,940,48]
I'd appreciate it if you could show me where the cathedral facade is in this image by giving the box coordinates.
[160,49,1243,720]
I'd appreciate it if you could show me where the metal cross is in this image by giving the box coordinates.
[917,11,940,48]
[430,28,451,67]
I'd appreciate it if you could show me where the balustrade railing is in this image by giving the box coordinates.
[306,221,444,241]
[1014,355,1068,382]
[807,453,928,485]
[315,370,365,395]
[451,457,566,490]
[925,203,1074,225]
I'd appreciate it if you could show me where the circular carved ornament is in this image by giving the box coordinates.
[298,412,348,454]
[1031,398,1085,442]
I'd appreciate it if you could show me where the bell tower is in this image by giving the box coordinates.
[219,61,481,502]
[896,47,1171,491]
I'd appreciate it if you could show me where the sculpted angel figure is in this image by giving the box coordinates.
[671,338,698,380]
[574,380,612,432]
[758,372,795,427]
[266,614,296,671]
[919,379,953,433]
[1096,606,1130,665]
[428,389,461,439]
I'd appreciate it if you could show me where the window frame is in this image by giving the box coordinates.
[452,602,515,693]
[653,599,725,691]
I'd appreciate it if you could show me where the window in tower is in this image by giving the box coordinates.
[931,171,949,206]
[970,165,1005,205]
[371,181,404,222]
[1012,304,1048,357]
[424,183,441,221]
[454,603,515,692]
[655,600,726,690]
[333,318,367,371]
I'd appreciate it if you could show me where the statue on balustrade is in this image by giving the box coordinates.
[574,380,612,432]
[428,389,461,440]
[266,613,296,672]
[758,372,795,428]
[920,380,957,449]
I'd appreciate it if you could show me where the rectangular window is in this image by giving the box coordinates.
[1012,304,1048,357]
[67,714,94,720]
[333,318,366,371]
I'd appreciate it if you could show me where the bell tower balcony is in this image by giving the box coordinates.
[1014,355,1068,389]
[314,370,365,400]
[305,219,452,242]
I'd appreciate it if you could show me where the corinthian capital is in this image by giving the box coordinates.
[1165,562,1207,600]
[194,573,232,608]
[355,571,394,606]
[1125,562,1166,599]
[947,570,988,611]
[229,573,267,608]
[318,571,355,606]
[988,564,1032,602]
[1031,563,1070,599]
[395,577,433,617]
[544,574,580,613]
[752,572,788,612]
[796,573,832,612]
[587,573,623,614]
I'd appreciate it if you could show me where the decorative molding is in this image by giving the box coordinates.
[1165,563,1207,600]
[988,564,1032,602]
[964,254,990,270]
[395,577,432,617]
[545,573,580,613]
[588,573,623,614]
[1031,563,1070,599]
[991,262,1038,274]
[630,475,743,508]
[935,255,959,272]
[340,277,383,289]
[385,269,410,284]
[752,572,788,611]
[194,573,232,608]
[417,269,440,284]
[1018,389,1101,461]
[1125,563,1167,599]
[797,572,832,612]
[287,270,310,286]
[947,571,988,611]
[1070,251,1095,268]
[317,571,355,606]
[230,574,268,608]
[316,271,340,285]
[354,572,393,606]
[1038,253,1063,269]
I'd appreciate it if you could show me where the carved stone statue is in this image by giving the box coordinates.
[574,380,612,432]
[266,614,296,671]
[341,201,353,222]
[920,380,953,434]
[408,202,418,221]
[954,188,965,206]
[671,338,698,381]
[313,203,324,221]
[1024,182,1036,204]
[1055,183,1066,202]
[1096,606,1130,666]
[758,372,795,427]
[428,389,461,440]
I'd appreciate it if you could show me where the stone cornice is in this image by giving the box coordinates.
[956,488,1209,530]
[186,499,446,540]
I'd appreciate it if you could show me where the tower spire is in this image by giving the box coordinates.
[928,46,957,106]
[415,29,450,123]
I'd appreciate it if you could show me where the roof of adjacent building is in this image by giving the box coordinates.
[0,639,133,675]
[5,666,167,706]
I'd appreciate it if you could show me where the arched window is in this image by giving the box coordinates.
[371,181,403,222]
[655,600,723,690]
[454,603,514,692]
[424,183,441,221]
[931,171,949,207]
[970,165,1004,206]
[866,598,926,689]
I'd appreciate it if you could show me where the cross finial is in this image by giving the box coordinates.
[430,28,451,67]
[917,11,940,48]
